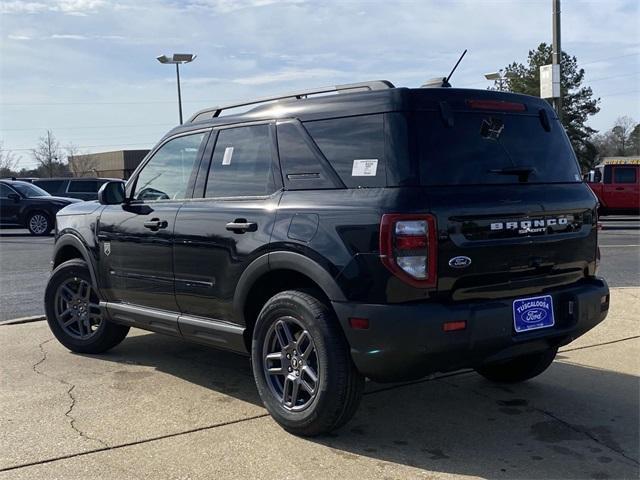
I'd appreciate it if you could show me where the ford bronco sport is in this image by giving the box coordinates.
[44,80,610,436]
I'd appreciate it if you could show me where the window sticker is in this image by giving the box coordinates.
[222,146,234,166]
[351,159,378,177]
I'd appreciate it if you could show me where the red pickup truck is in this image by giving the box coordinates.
[586,158,640,214]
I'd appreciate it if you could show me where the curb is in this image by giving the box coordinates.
[0,315,46,326]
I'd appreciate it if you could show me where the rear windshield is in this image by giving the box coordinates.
[417,111,581,185]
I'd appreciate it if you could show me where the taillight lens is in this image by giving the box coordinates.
[380,214,437,288]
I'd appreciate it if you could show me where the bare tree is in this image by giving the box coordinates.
[66,143,97,177]
[610,116,637,156]
[32,130,66,178]
[0,141,20,177]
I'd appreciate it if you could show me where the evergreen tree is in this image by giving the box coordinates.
[496,43,600,169]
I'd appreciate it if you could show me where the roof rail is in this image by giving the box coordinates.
[187,80,395,123]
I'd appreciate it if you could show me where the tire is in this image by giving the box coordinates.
[27,211,52,236]
[45,259,129,354]
[476,347,558,383]
[251,290,365,437]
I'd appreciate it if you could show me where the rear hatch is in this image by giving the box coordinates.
[410,89,598,301]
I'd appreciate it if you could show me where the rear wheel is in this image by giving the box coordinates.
[251,290,364,436]
[27,212,51,236]
[45,259,129,353]
[476,347,558,383]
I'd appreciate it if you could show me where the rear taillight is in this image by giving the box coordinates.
[380,214,437,288]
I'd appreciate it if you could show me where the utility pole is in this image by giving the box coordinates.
[552,0,562,121]
[175,63,183,125]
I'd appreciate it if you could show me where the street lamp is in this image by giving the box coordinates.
[484,70,516,91]
[157,53,197,124]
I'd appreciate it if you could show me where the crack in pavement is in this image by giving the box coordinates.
[32,337,109,449]
[559,335,640,353]
[441,377,640,467]
[0,414,270,473]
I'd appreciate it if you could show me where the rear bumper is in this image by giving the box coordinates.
[332,278,609,382]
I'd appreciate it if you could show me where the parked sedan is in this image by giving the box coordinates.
[0,180,81,235]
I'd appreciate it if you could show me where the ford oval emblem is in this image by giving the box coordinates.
[449,256,472,268]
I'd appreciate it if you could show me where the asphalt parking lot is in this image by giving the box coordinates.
[0,216,638,479]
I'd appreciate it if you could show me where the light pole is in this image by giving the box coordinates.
[157,53,196,125]
[484,70,516,91]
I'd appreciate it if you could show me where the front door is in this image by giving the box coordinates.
[173,123,282,324]
[97,131,209,312]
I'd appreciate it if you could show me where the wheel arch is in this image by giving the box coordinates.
[234,251,347,350]
[53,234,100,293]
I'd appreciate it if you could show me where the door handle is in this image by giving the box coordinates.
[615,187,624,191]
[226,219,257,233]
[143,218,168,231]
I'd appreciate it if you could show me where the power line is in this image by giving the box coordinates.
[0,123,173,132]
[9,142,152,153]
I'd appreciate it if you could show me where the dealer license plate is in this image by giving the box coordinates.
[513,295,555,333]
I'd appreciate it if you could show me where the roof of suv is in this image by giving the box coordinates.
[165,81,554,141]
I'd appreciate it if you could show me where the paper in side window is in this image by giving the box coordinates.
[222,147,234,166]
[351,159,378,177]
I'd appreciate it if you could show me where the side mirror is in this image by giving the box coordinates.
[98,181,126,205]
[7,193,21,202]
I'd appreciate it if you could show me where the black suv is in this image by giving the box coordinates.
[33,177,121,201]
[0,179,81,235]
[44,81,609,436]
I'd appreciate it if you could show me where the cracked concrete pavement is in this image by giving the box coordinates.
[0,288,638,479]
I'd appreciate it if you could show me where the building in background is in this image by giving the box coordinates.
[68,150,149,179]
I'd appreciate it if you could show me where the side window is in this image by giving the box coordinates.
[304,114,385,188]
[613,167,637,184]
[34,180,66,194]
[67,180,98,193]
[0,184,15,197]
[205,125,275,197]
[277,122,337,190]
[133,132,205,201]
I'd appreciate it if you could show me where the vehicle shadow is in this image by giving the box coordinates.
[91,332,639,479]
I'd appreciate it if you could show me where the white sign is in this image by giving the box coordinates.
[351,159,378,177]
[222,147,234,165]
[540,64,560,99]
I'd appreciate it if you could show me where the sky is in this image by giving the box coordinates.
[0,0,639,170]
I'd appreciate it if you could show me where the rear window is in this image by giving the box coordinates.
[417,111,581,185]
[304,114,385,188]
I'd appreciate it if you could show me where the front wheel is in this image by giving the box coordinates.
[45,259,129,353]
[251,290,365,437]
[476,347,558,383]
[27,212,52,236]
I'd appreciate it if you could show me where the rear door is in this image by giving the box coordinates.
[604,165,639,210]
[410,95,597,302]
[97,131,208,313]
[173,122,281,325]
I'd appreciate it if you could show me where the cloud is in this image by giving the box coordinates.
[0,0,104,15]
[7,34,32,40]
[188,0,305,13]
[233,68,345,85]
[50,34,89,40]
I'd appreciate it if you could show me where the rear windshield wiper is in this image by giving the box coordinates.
[488,166,536,182]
